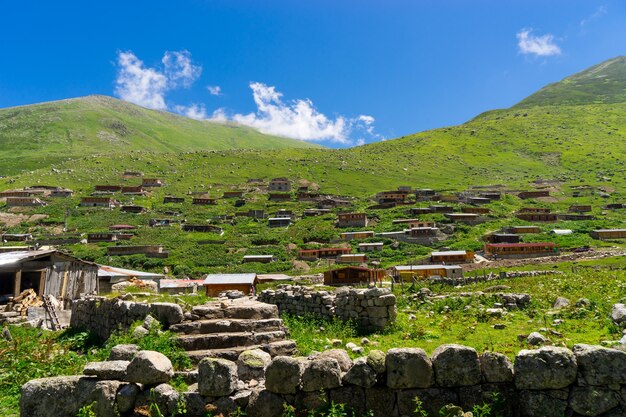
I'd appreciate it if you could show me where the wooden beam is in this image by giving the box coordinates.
[13,270,21,296]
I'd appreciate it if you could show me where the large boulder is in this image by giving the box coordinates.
[386,348,433,389]
[265,356,303,394]
[343,357,377,388]
[569,386,621,416]
[83,360,129,380]
[247,389,287,417]
[317,349,352,372]
[237,349,272,381]
[20,376,98,417]
[518,389,568,417]
[301,357,342,391]
[431,344,481,387]
[573,344,626,386]
[149,302,185,326]
[479,352,514,383]
[611,303,626,326]
[125,350,174,385]
[198,358,238,397]
[514,347,577,390]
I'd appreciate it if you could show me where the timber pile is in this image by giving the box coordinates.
[5,289,43,316]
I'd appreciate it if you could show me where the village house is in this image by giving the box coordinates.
[123,171,143,177]
[192,197,218,205]
[323,266,385,286]
[558,213,596,221]
[0,190,32,198]
[317,197,352,209]
[268,217,291,228]
[375,190,410,205]
[181,224,224,234]
[479,191,501,200]
[149,219,173,227]
[163,196,185,203]
[1,233,33,242]
[590,229,626,240]
[303,208,331,217]
[80,197,116,208]
[87,233,118,243]
[246,209,267,219]
[461,206,491,214]
[0,250,97,307]
[243,255,274,263]
[518,190,550,199]
[505,225,541,234]
[120,205,146,214]
[109,225,137,231]
[223,191,244,199]
[379,227,441,245]
[337,253,368,263]
[444,212,484,225]
[604,203,624,210]
[408,207,433,215]
[467,197,491,205]
[414,189,440,201]
[50,189,74,198]
[429,205,455,213]
[518,207,551,213]
[297,192,320,202]
[158,279,204,295]
[430,250,474,264]
[107,245,169,258]
[268,177,291,192]
[141,178,164,187]
[0,246,34,253]
[484,233,521,244]
[257,274,292,284]
[336,212,368,228]
[268,193,292,202]
[439,194,460,203]
[340,231,375,241]
[391,264,463,281]
[97,265,165,294]
[121,186,145,195]
[95,185,122,193]
[358,242,384,252]
[298,247,351,261]
[515,212,558,222]
[569,205,592,213]
[36,235,81,245]
[203,273,257,297]
[274,209,293,218]
[484,242,559,258]
[5,197,46,207]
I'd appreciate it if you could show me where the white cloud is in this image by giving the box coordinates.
[581,5,607,27]
[516,29,561,57]
[173,103,208,120]
[207,85,222,96]
[232,82,351,143]
[115,50,202,110]
[208,108,228,122]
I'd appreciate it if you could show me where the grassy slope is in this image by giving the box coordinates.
[0,95,319,176]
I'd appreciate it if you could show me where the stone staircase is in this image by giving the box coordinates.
[170,299,297,364]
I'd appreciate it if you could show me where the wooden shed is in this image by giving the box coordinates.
[323,266,385,286]
[203,273,257,297]
[0,250,97,308]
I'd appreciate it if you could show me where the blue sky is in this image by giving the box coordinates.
[1,1,625,147]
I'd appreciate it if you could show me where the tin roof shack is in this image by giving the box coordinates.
[429,205,455,213]
[81,197,116,208]
[181,224,224,235]
[268,217,291,228]
[515,211,558,222]
[50,189,73,198]
[0,250,97,307]
[97,265,165,294]
[518,190,550,199]
[340,231,375,241]
[268,193,292,202]
[141,178,164,187]
[192,197,218,205]
[274,209,293,218]
[323,266,385,286]
[1,233,33,242]
[87,233,119,243]
[337,212,368,228]
[122,186,145,195]
[375,190,410,205]
[551,229,573,236]
[569,205,592,213]
[163,196,185,203]
[159,279,204,295]
[590,229,626,240]
[298,247,351,261]
[268,177,291,192]
[461,206,491,214]
[121,205,146,214]
[95,185,122,193]
[430,250,474,264]
[6,197,46,207]
[444,212,484,225]
[467,197,491,205]
[479,192,501,200]
[483,233,521,244]
[359,242,384,252]
[107,245,169,258]
[257,274,293,284]
[303,208,332,217]
[391,265,463,282]
[338,254,368,264]
[243,255,274,263]
[223,191,244,199]
[558,213,596,221]
[409,207,433,215]
[109,224,137,231]
[505,225,541,234]
[203,273,257,297]
[317,197,352,209]
[484,242,559,259]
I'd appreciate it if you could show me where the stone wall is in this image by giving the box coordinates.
[428,270,562,286]
[258,285,396,331]
[70,297,184,340]
[21,343,626,417]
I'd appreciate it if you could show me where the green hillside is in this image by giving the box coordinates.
[515,56,626,108]
[0,95,320,176]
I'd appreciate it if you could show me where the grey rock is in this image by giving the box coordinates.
[518,389,568,417]
[514,346,577,390]
[183,391,211,417]
[247,389,287,417]
[231,389,252,407]
[301,357,342,391]
[431,344,481,387]
[386,347,433,389]
[116,383,140,414]
[20,376,98,417]
[365,387,397,417]
[553,297,570,309]
[90,380,123,417]
[343,357,377,388]
[133,325,149,338]
[265,356,303,394]
[237,349,271,381]
[330,386,366,416]
[214,396,238,416]
[83,360,129,380]
[397,388,457,417]
[317,349,352,372]
[367,349,386,374]
[198,358,238,396]
[611,303,626,325]
[569,386,621,416]
[527,331,548,346]
[125,350,174,385]
[143,314,159,329]
[479,352,514,383]
[149,302,185,326]
[573,344,626,386]
[151,383,181,416]
[108,344,139,361]
[295,390,328,411]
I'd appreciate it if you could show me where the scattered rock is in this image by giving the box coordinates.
[342,357,377,388]
[317,349,352,372]
[514,346,577,390]
[611,303,626,326]
[431,344,481,387]
[527,332,548,346]
[237,349,271,382]
[116,383,140,413]
[83,360,129,380]
[479,352,513,383]
[109,344,139,361]
[386,347,433,389]
[552,297,570,309]
[265,356,303,394]
[301,358,342,391]
[132,325,149,338]
[198,358,238,397]
[125,350,174,385]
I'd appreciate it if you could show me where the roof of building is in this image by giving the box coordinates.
[0,250,95,268]
[392,265,461,271]
[268,217,291,221]
[339,254,366,257]
[431,250,469,257]
[257,274,292,281]
[593,229,626,232]
[551,229,573,235]
[486,242,557,248]
[97,265,165,280]
[243,255,274,259]
[203,273,257,285]
[341,231,374,234]
[159,279,204,289]
[358,242,384,246]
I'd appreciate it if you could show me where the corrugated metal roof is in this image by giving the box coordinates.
[203,273,257,285]
[593,229,626,232]
[257,274,292,281]
[243,255,274,259]
[159,279,204,289]
[393,265,461,271]
[431,250,468,256]
[487,242,557,247]
[551,229,573,235]
[97,265,165,279]
[0,250,59,267]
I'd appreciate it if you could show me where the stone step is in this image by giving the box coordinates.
[170,318,284,335]
[186,340,298,363]
[177,330,288,351]
[191,303,279,320]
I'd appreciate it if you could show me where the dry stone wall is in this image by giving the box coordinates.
[20,344,626,417]
[70,297,184,340]
[258,286,396,331]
